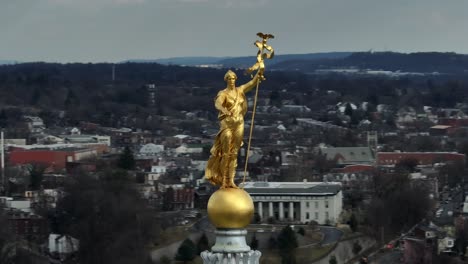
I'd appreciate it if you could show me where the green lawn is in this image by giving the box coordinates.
[152,226,191,250]
[257,244,336,264]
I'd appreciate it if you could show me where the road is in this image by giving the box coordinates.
[368,250,402,264]
[191,216,213,232]
[314,236,376,264]
[151,232,202,262]
[319,226,344,244]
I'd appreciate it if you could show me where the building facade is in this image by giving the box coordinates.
[243,182,343,225]
[8,147,97,170]
[377,152,465,166]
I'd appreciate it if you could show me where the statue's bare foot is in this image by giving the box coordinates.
[229,180,239,189]
[220,181,238,189]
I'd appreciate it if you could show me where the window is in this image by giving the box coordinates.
[306,202,310,208]
[325,201,329,208]
[315,201,318,209]
[314,212,318,220]
[325,212,329,220]
[306,212,310,220]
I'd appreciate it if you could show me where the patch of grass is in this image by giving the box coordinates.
[304,230,323,243]
[259,250,281,264]
[152,226,190,250]
[298,244,335,262]
[257,244,336,264]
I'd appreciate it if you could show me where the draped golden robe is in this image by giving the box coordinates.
[205,88,247,186]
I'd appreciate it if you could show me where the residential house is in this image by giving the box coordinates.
[162,186,194,211]
[36,135,65,145]
[139,143,164,156]
[23,116,45,133]
[296,118,347,132]
[48,234,79,261]
[281,105,311,114]
[194,183,216,209]
[174,144,204,155]
[151,165,167,174]
[5,138,27,145]
[25,189,62,209]
[4,199,32,212]
[62,134,111,147]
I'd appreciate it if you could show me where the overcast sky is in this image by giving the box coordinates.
[1,0,468,62]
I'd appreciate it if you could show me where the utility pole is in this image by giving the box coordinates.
[1,131,4,195]
[112,64,116,82]
[381,226,385,246]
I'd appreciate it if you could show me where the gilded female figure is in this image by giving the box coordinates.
[205,70,262,188]
[205,32,274,189]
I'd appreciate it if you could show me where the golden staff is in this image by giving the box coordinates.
[242,32,275,186]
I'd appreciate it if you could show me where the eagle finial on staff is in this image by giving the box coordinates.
[245,32,275,80]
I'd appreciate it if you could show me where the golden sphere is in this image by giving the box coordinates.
[207,188,254,229]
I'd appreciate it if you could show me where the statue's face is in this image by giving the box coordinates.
[226,75,236,87]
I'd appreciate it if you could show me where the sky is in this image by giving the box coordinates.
[1,0,468,62]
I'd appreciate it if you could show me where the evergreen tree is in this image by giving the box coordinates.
[159,255,171,264]
[268,236,277,249]
[278,226,298,264]
[197,233,209,254]
[0,110,6,128]
[175,239,196,264]
[344,103,354,117]
[118,146,136,170]
[30,87,41,105]
[297,227,306,236]
[54,171,157,264]
[250,233,259,250]
[28,163,46,191]
[349,213,358,233]
[352,241,362,255]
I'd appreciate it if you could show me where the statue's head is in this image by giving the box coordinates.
[224,70,237,82]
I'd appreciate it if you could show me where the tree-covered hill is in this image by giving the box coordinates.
[271,52,468,74]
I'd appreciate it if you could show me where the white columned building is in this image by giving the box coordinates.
[243,182,343,225]
[268,202,273,217]
[289,202,294,220]
[258,202,263,219]
[279,202,284,220]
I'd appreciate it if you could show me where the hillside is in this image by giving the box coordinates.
[271,52,468,74]
[149,52,352,68]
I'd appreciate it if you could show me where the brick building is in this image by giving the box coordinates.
[4,208,49,242]
[162,187,194,211]
[377,152,465,166]
[8,147,97,171]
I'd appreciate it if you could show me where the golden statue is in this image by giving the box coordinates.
[205,33,275,189]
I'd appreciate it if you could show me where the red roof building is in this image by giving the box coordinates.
[377,152,465,166]
[8,147,97,171]
[337,164,375,174]
[438,118,468,128]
